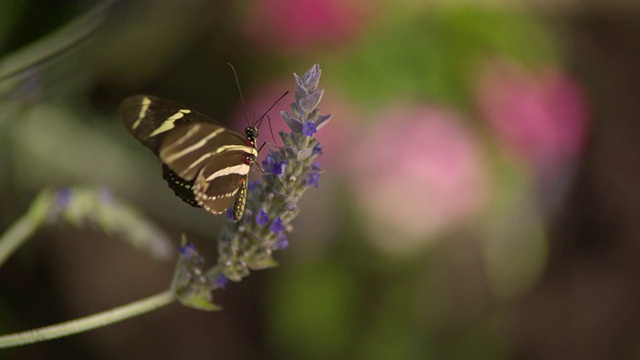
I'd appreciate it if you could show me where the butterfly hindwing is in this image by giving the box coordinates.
[158,122,250,180]
[161,164,198,208]
[192,152,251,218]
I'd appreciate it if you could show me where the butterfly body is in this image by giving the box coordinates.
[120,95,257,221]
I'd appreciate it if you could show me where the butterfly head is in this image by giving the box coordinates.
[245,126,259,145]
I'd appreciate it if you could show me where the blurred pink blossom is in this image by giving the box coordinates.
[243,0,372,52]
[350,105,490,254]
[477,60,589,175]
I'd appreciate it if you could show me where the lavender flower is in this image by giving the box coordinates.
[48,187,172,259]
[175,65,332,309]
[172,238,221,310]
[216,64,331,282]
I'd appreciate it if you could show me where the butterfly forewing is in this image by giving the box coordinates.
[120,95,258,221]
[120,95,220,155]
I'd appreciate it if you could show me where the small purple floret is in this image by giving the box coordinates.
[302,120,317,137]
[262,153,287,176]
[256,209,270,226]
[55,188,72,209]
[214,274,229,289]
[262,153,274,169]
[271,160,286,177]
[274,235,289,250]
[269,216,286,235]
[313,142,323,155]
[306,171,320,188]
[179,243,196,260]
[248,180,261,191]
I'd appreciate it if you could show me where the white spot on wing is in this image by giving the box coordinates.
[205,164,251,181]
[164,128,225,163]
[161,124,203,154]
[217,144,258,157]
[132,97,151,130]
[149,109,192,137]
[184,151,214,173]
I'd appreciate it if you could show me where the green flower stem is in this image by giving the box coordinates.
[0,289,176,348]
[0,190,54,268]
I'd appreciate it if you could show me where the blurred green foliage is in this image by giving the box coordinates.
[328,6,559,108]
[267,260,359,358]
[0,1,582,359]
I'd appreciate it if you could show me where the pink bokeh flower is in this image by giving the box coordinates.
[350,105,490,255]
[477,60,589,175]
[243,0,372,52]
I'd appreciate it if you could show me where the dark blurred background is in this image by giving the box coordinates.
[1,0,640,359]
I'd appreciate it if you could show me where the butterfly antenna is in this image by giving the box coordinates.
[265,114,278,143]
[227,63,251,127]
[255,90,289,129]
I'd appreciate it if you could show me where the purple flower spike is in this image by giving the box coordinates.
[215,64,331,285]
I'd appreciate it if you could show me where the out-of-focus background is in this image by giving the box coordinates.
[1,0,639,359]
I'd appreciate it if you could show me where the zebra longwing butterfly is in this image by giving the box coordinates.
[120,95,258,222]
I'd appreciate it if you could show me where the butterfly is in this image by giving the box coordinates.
[120,95,258,222]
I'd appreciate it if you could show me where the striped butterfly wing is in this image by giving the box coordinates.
[161,163,199,207]
[120,95,258,221]
[121,95,215,208]
[120,95,217,155]
[159,122,256,220]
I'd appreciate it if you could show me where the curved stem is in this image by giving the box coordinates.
[0,191,54,268]
[0,289,176,348]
